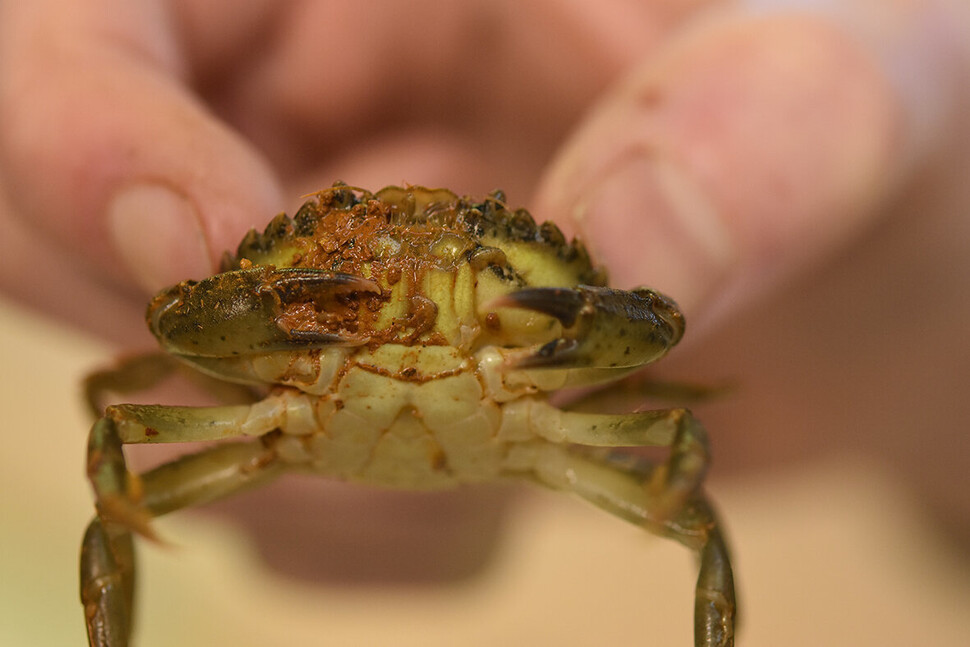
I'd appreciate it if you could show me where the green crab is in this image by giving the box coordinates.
[80,183,736,646]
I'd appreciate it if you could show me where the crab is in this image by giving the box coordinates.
[80,183,736,646]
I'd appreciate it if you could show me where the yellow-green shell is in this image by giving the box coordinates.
[221,183,606,350]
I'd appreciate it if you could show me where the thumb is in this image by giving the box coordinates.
[534,4,962,333]
[0,1,283,294]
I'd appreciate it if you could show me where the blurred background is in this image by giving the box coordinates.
[2,295,968,646]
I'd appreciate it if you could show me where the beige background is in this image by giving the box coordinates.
[1,297,968,646]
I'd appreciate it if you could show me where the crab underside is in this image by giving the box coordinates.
[80,183,736,647]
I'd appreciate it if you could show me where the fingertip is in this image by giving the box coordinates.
[107,183,212,293]
[110,153,284,295]
[0,4,283,296]
[81,76,284,294]
[744,0,970,166]
[539,153,736,315]
[537,10,913,329]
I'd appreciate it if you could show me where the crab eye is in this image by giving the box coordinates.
[430,233,472,263]
[370,234,400,258]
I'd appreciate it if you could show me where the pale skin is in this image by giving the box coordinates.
[1,0,968,598]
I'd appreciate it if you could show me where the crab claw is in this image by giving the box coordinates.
[148,267,381,357]
[495,286,685,370]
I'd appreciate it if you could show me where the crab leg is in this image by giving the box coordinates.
[82,393,307,646]
[525,445,736,647]
[84,353,181,417]
[84,352,258,417]
[80,518,135,647]
[512,399,710,520]
[86,394,307,533]
[82,432,286,647]
[562,371,730,415]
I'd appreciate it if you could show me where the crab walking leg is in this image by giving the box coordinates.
[516,399,710,520]
[84,353,180,417]
[562,372,730,414]
[82,397,297,646]
[86,394,310,534]
[80,518,135,647]
[136,437,287,516]
[84,353,259,416]
[81,440,285,647]
[526,445,736,647]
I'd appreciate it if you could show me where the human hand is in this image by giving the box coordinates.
[534,1,970,543]
[0,0,658,580]
[0,0,650,346]
[2,0,968,583]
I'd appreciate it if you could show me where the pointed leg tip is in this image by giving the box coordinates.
[97,496,161,542]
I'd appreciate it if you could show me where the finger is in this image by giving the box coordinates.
[0,177,152,347]
[206,480,510,583]
[290,128,528,200]
[534,1,968,334]
[226,0,721,172]
[167,0,278,81]
[0,1,283,295]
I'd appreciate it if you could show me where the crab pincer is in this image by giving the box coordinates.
[493,285,684,371]
[148,267,382,355]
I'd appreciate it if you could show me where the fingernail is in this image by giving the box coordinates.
[108,183,212,293]
[745,1,965,168]
[574,153,735,314]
